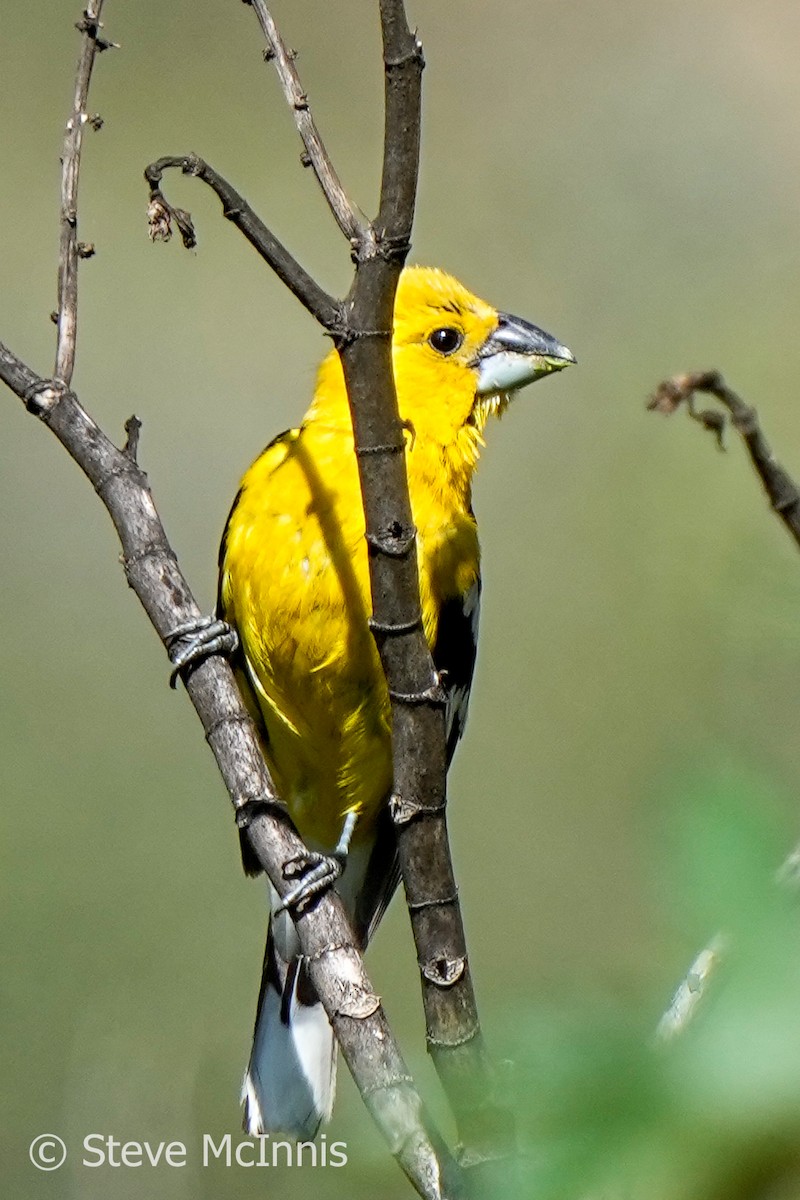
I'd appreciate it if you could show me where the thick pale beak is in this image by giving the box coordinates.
[474,312,575,396]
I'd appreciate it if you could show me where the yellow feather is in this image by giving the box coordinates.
[220,268,508,848]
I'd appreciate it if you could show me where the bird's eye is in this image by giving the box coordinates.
[428,327,463,356]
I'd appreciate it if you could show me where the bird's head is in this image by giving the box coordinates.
[312,266,574,461]
[390,266,575,448]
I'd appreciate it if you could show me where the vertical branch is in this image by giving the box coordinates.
[337,0,514,1170]
[55,0,111,385]
[377,0,422,238]
[149,0,514,1173]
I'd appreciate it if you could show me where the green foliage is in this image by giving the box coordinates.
[499,771,800,1200]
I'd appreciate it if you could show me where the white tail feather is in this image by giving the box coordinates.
[242,932,337,1139]
[242,847,378,1139]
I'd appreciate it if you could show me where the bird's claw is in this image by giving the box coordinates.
[274,850,346,915]
[167,615,239,688]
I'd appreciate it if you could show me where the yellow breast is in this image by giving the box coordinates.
[218,419,478,850]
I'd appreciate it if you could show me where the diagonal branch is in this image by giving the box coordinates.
[247,0,370,246]
[651,373,800,1042]
[648,370,800,549]
[55,0,113,385]
[0,345,459,1200]
[2,8,460,1198]
[144,154,341,330]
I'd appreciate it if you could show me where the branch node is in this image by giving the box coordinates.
[353,233,411,266]
[384,39,425,70]
[406,891,459,913]
[122,541,176,576]
[23,379,63,417]
[356,440,405,458]
[305,941,352,962]
[330,324,392,350]
[95,460,147,504]
[233,794,287,829]
[75,12,98,36]
[337,981,382,1020]
[365,521,416,558]
[427,1024,481,1050]
[387,684,446,707]
[368,615,423,636]
[123,414,141,461]
[773,491,799,514]
[202,711,252,743]
[420,956,466,988]
[75,10,118,50]
[389,793,447,825]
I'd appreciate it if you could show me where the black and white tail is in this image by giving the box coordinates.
[242,893,336,1140]
[242,825,400,1139]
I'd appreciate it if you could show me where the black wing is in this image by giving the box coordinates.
[432,578,481,766]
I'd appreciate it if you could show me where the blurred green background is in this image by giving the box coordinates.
[4,1,800,1197]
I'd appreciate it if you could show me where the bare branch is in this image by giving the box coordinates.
[335,5,515,1168]
[651,373,800,1043]
[143,0,511,1174]
[377,0,423,241]
[55,0,113,385]
[247,0,369,245]
[648,370,800,550]
[0,341,459,1200]
[144,154,341,330]
[5,5,460,1192]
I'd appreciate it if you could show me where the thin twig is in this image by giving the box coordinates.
[247,0,370,246]
[377,0,423,240]
[651,373,800,1042]
[657,838,800,1040]
[144,154,342,330]
[55,0,112,385]
[648,370,800,550]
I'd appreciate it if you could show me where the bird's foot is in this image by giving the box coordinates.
[274,811,358,915]
[166,615,239,689]
[274,850,347,915]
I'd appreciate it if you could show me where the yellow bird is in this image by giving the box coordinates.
[214,266,574,1137]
